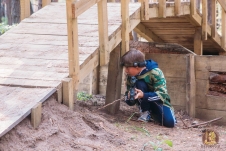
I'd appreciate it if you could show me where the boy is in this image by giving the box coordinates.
[121,49,176,128]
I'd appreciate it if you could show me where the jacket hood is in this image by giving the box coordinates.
[139,59,158,75]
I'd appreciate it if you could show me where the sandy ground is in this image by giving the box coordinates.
[1,95,226,151]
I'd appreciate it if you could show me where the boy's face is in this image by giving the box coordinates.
[124,66,140,76]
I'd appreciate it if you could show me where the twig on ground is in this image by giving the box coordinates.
[178,113,188,128]
[97,97,124,110]
[184,117,223,129]
[126,112,139,123]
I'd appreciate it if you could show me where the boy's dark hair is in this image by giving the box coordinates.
[121,48,145,67]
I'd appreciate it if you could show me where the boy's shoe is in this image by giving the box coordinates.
[138,111,151,122]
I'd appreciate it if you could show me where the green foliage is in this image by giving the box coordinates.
[0,17,17,35]
[132,126,151,137]
[142,135,173,151]
[77,91,92,101]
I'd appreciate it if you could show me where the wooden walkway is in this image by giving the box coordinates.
[0,2,140,137]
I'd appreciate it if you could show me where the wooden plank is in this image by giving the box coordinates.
[20,0,30,21]
[98,0,109,66]
[186,54,196,117]
[140,0,149,20]
[134,23,163,42]
[31,102,42,129]
[211,0,216,38]
[72,0,101,18]
[158,0,166,18]
[42,0,51,8]
[0,86,56,137]
[174,0,181,16]
[121,0,130,55]
[66,0,80,94]
[105,44,122,114]
[218,0,226,12]
[196,79,209,96]
[62,78,74,110]
[194,27,203,55]
[222,8,226,49]
[202,0,208,40]
[190,0,196,15]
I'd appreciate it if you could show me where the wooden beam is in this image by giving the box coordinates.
[222,7,226,49]
[98,0,109,66]
[190,0,196,15]
[158,0,166,18]
[186,54,196,118]
[134,23,164,42]
[174,0,181,16]
[202,0,208,40]
[62,78,74,110]
[72,0,101,18]
[140,0,149,20]
[218,0,226,12]
[20,0,30,21]
[66,0,80,94]
[105,44,122,114]
[31,102,42,129]
[194,27,203,55]
[211,0,216,38]
[121,0,130,55]
[42,0,51,8]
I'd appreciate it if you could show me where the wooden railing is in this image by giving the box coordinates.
[66,0,132,104]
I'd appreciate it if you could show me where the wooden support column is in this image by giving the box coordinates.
[222,6,226,49]
[194,27,203,55]
[186,54,196,118]
[98,0,109,66]
[31,102,42,128]
[174,0,181,16]
[211,0,216,38]
[140,0,149,20]
[190,0,196,15]
[56,84,63,103]
[66,0,80,101]
[20,0,30,21]
[105,44,123,114]
[62,78,74,110]
[158,0,166,18]
[42,0,51,8]
[202,0,208,40]
[121,0,130,55]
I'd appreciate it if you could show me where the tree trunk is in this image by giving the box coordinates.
[11,0,20,24]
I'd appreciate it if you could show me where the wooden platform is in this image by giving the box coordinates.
[0,2,140,137]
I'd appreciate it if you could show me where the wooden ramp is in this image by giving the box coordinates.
[0,2,140,137]
[134,1,226,55]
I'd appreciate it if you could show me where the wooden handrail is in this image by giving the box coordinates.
[121,0,130,55]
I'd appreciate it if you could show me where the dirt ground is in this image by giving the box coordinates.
[0,95,226,151]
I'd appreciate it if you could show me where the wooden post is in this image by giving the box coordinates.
[121,0,130,55]
[222,6,226,49]
[202,0,208,40]
[98,0,109,66]
[56,84,63,103]
[186,54,196,118]
[194,27,203,55]
[190,0,196,15]
[20,0,30,21]
[31,102,42,129]
[42,0,51,8]
[140,0,149,20]
[211,0,216,38]
[62,78,74,110]
[66,0,80,99]
[174,0,181,16]
[158,0,166,18]
[105,44,123,114]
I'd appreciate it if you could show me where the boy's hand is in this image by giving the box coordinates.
[135,88,144,99]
